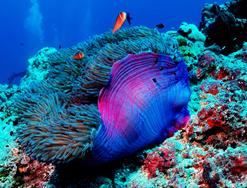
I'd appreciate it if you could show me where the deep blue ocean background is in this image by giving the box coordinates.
[0,0,227,84]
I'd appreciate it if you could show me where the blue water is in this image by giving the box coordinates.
[0,0,227,84]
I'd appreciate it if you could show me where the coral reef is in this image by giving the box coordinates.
[0,1,246,187]
[117,25,246,187]
[200,0,247,54]
[178,22,206,42]
[0,85,19,188]
[109,24,247,188]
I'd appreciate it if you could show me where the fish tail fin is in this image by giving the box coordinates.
[15,92,100,164]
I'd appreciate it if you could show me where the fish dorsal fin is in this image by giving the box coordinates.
[126,12,132,25]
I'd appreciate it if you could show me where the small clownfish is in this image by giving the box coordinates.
[72,52,84,60]
[112,12,131,33]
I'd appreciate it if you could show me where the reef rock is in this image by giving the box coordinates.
[200,0,247,54]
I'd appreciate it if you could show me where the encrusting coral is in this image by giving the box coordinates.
[13,26,191,165]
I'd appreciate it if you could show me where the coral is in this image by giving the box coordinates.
[142,147,175,178]
[0,85,20,188]
[200,0,247,54]
[168,25,206,78]
[14,153,54,188]
[178,22,206,42]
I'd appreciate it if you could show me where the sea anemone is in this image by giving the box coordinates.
[14,26,190,164]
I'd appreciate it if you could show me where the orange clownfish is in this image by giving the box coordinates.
[112,12,131,33]
[72,52,84,60]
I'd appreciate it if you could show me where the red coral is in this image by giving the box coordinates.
[206,118,224,128]
[229,155,247,176]
[213,153,247,184]
[197,108,210,120]
[208,86,219,95]
[214,68,229,80]
[142,153,165,178]
[142,148,175,178]
[197,105,227,129]
[158,148,175,168]
[200,82,219,95]
[214,68,240,81]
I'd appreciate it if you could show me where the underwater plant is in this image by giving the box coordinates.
[14,26,191,164]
